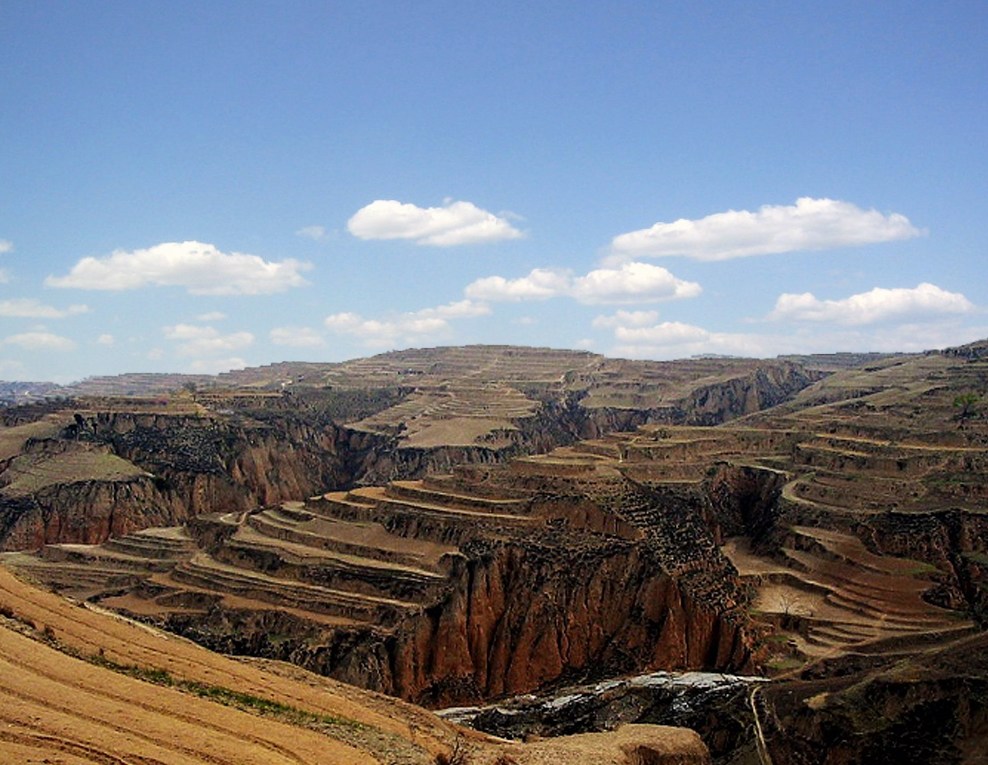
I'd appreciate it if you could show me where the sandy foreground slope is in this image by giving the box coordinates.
[0,564,709,765]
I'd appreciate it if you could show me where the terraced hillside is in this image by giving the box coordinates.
[0,565,711,765]
[1,346,820,550]
[3,342,986,761]
[4,451,755,706]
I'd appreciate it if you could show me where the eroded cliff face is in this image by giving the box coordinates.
[157,534,751,708]
[390,541,750,705]
[1,361,820,552]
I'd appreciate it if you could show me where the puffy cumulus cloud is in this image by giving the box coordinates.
[269,326,325,347]
[347,199,524,246]
[609,198,922,262]
[325,300,489,348]
[0,298,90,319]
[46,241,311,295]
[96,334,115,346]
[465,268,570,301]
[602,313,988,360]
[164,324,254,357]
[466,262,700,305]
[572,263,701,304]
[768,283,975,326]
[592,309,660,329]
[188,357,248,375]
[2,331,76,351]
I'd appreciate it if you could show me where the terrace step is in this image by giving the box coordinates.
[102,527,197,560]
[221,525,448,602]
[246,508,454,571]
[307,488,541,545]
[386,480,531,515]
[823,591,953,626]
[170,554,419,627]
[1,556,143,591]
[38,543,176,573]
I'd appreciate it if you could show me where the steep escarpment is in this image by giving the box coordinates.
[388,538,750,705]
[756,632,988,765]
[0,410,377,550]
[1,354,820,551]
[6,447,757,708]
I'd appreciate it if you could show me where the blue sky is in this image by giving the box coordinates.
[2,1,986,382]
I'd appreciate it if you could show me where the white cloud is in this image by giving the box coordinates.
[325,300,488,348]
[96,333,115,346]
[2,331,76,351]
[414,299,491,319]
[768,283,975,326]
[592,309,660,329]
[572,263,701,304]
[465,268,571,301]
[147,347,165,361]
[609,197,923,262]
[296,225,327,241]
[599,311,988,361]
[0,240,11,284]
[270,326,325,347]
[347,199,524,246]
[164,324,254,356]
[465,262,700,305]
[188,357,248,374]
[196,311,227,322]
[0,298,90,319]
[46,241,311,295]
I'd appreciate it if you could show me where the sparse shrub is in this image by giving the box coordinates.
[953,392,980,420]
[435,737,468,765]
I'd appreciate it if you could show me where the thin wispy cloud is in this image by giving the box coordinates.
[609,198,923,262]
[768,283,974,325]
[2,331,76,352]
[0,240,10,285]
[466,262,701,305]
[47,241,311,295]
[592,309,660,329]
[296,225,328,241]
[348,199,524,246]
[269,326,325,347]
[0,298,90,319]
[325,300,489,347]
[164,324,255,356]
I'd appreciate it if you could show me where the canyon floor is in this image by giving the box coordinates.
[2,343,987,762]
